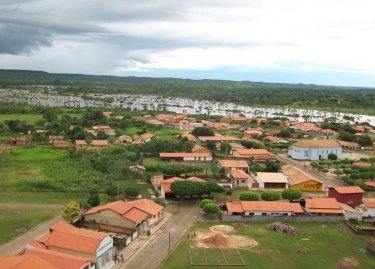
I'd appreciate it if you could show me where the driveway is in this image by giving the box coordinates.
[119,202,200,269]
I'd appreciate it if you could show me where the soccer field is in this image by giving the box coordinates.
[189,248,245,266]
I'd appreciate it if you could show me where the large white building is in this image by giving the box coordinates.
[288,140,342,160]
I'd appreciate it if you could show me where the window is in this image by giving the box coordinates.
[262,213,267,216]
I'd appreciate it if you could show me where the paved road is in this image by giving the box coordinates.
[120,202,200,269]
[276,154,343,187]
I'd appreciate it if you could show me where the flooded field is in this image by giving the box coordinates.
[1,88,374,125]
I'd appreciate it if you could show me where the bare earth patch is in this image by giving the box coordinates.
[209,225,235,234]
[335,257,360,269]
[195,225,258,249]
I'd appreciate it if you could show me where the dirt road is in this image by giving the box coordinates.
[120,202,200,269]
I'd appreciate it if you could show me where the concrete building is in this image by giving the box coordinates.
[288,139,342,160]
[282,165,324,192]
[34,221,114,269]
[254,172,289,189]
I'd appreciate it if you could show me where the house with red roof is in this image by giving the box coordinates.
[0,254,63,269]
[33,221,114,269]
[225,200,304,216]
[305,198,343,216]
[358,200,375,218]
[218,159,249,172]
[140,133,156,143]
[228,168,257,189]
[159,152,213,161]
[233,148,276,162]
[328,186,365,207]
[83,199,164,234]
[91,140,109,148]
[159,176,206,198]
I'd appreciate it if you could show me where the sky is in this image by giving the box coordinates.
[1,0,375,87]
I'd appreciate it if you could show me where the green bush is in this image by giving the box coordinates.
[203,203,219,215]
[281,189,302,201]
[200,199,215,208]
[239,191,260,201]
[261,191,280,201]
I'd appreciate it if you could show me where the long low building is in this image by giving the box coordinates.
[198,136,240,143]
[218,159,249,172]
[225,200,304,216]
[254,172,289,189]
[159,152,213,161]
[232,149,275,162]
[288,139,342,160]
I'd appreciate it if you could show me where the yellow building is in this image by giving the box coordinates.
[282,165,324,192]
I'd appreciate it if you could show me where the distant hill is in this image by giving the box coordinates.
[0,69,374,115]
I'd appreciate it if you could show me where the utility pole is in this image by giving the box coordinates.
[117,183,120,200]
[168,232,171,260]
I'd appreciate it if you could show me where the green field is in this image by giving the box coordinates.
[162,222,375,269]
[0,114,43,124]
[123,126,183,140]
[0,208,59,244]
[0,145,152,201]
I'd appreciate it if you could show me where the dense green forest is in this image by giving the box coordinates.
[1,69,375,115]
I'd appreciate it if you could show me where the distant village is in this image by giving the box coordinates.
[1,110,375,268]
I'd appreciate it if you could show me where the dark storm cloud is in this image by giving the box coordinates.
[0,23,52,54]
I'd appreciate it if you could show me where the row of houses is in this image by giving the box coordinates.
[0,199,164,269]
[225,196,375,220]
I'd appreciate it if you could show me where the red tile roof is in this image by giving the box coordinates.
[91,140,109,146]
[305,198,342,214]
[226,201,303,214]
[160,177,205,193]
[365,182,375,188]
[218,160,249,168]
[141,133,155,139]
[198,136,240,141]
[85,199,163,223]
[0,255,60,269]
[332,186,365,194]
[24,248,92,269]
[37,221,108,255]
[229,168,249,179]
[159,152,212,158]
[75,140,87,146]
[294,139,341,148]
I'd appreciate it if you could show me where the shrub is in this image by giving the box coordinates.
[239,191,260,201]
[124,187,139,197]
[281,189,302,201]
[203,203,219,215]
[261,191,280,201]
[328,153,338,161]
[200,199,215,208]
[61,201,81,223]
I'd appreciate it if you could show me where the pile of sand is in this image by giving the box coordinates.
[195,225,258,249]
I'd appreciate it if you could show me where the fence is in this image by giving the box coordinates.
[220,215,344,223]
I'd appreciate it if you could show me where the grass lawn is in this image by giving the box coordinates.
[162,222,375,269]
[122,126,183,140]
[0,114,43,124]
[0,145,151,197]
[143,158,216,177]
[0,208,59,245]
[0,192,89,204]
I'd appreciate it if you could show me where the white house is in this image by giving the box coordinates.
[358,200,375,218]
[254,172,289,189]
[288,139,342,160]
